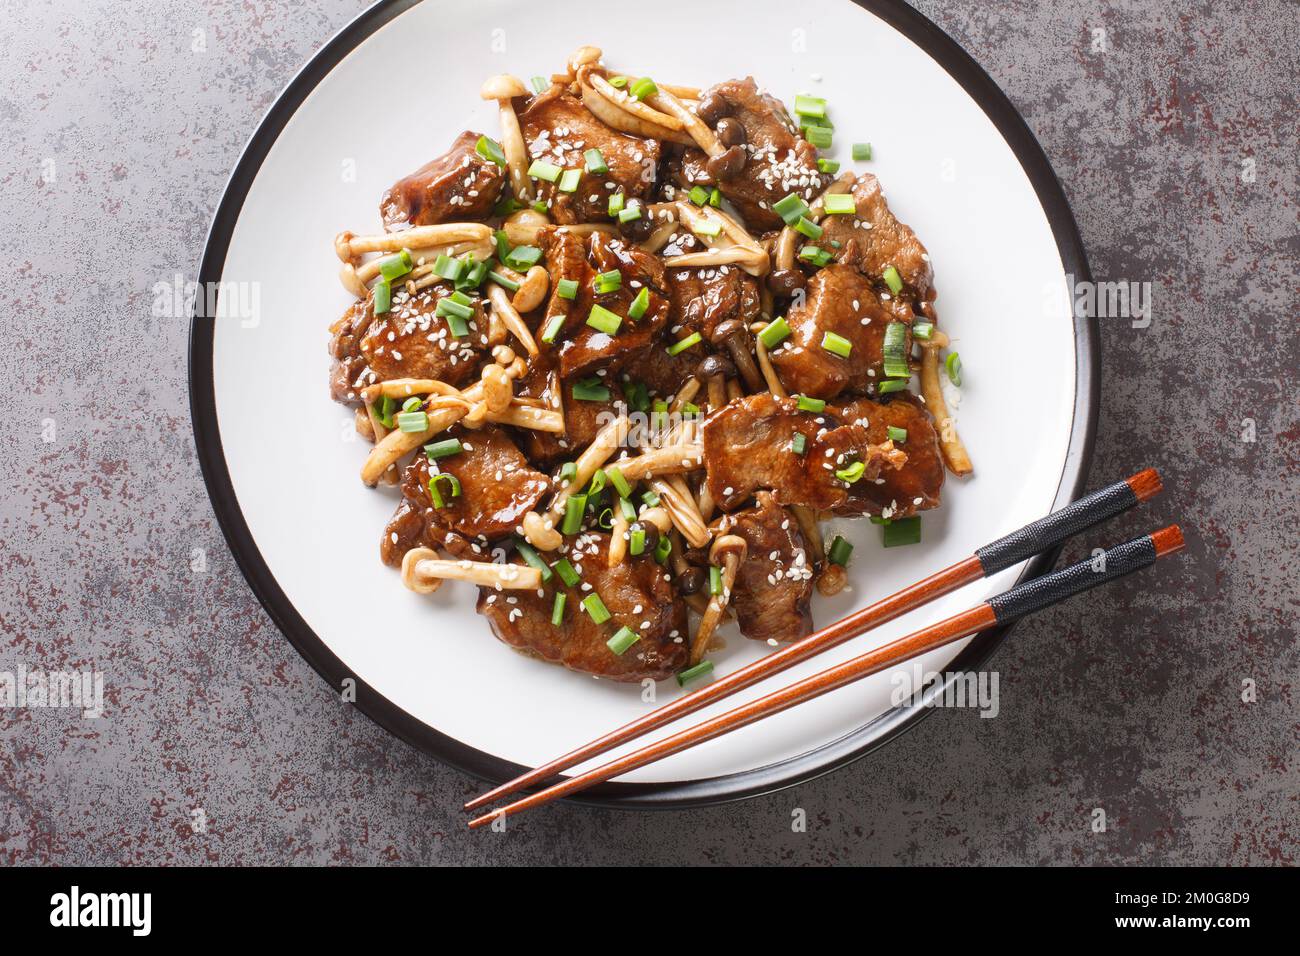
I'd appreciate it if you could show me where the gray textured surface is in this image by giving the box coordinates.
[1,0,1295,865]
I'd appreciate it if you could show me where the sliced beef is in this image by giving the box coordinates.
[358,284,488,388]
[677,77,828,231]
[328,297,374,404]
[380,130,505,230]
[723,492,814,644]
[520,90,660,224]
[666,264,762,343]
[830,393,944,518]
[542,230,671,379]
[818,173,934,302]
[381,424,551,565]
[476,532,688,682]
[702,392,906,512]
[769,265,904,400]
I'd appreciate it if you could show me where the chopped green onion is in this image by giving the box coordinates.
[515,540,553,581]
[822,331,852,358]
[823,193,856,216]
[607,626,640,656]
[475,134,507,167]
[887,426,908,443]
[373,279,391,315]
[878,379,910,395]
[586,304,623,336]
[805,126,832,149]
[423,438,463,460]
[688,185,710,206]
[426,473,460,509]
[487,270,520,292]
[617,202,642,223]
[540,313,566,345]
[794,216,823,240]
[551,592,566,625]
[882,321,911,378]
[435,297,472,336]
[629,527,647,556]
[608,75,628,89]
[817,158,840,174]
[799,245,833,267]
[582,592,611,624]
[456,257,489,291]
[587,468,608,497]
[882,265,904,295]
[828,535,853,566]
[627,286,651,320]
[583,147,608,173]
[608,192,625,216]
[653,534,672,563]
[835,460,866,484]
[791,432,807,455]
[773,193,810,225]
[594,269,622,294]
[852,142,873,161]
[709,187,722,208]
[401,396,422,413]
[618,496,637,522]
[641,488,661,508]
[531,75,548,93]
[666,332,702,356]
[504,245,542,270]
[493,196,523,217]
[946,352,962,386]
[494,229,512,260]
[630,77,658,101]
[709,565,723,595]
[432,254,464,281]
[378,249,413,280]
[532,200,549,214]
[556,278,579,300]
[691,218,722,238]
[758,317,792,349]
[558,462,577,484]
[883,516,922,548]
[552,557,580,587]
[912,321,934,340]
[794,94,827,118]
[796,394,826,413]
[527,159,562,182]
[676,660,715,686]
[557,168,582,193]
[624,379,650,413]
[374,395,396,429]
[395,410,428,433]
[562,494,588,535]
[573,377,611,401]
[606,466,632,498]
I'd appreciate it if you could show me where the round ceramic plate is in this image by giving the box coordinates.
[190,0,1094,806]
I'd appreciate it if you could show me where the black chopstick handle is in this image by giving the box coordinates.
[975,477,1142,575]
[987,533,1157,624]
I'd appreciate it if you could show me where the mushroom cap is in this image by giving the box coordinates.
[480,74,529,100]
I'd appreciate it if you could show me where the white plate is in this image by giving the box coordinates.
[190,0,1095,804]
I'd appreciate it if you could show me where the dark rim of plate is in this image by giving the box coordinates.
[188,0,1097,809]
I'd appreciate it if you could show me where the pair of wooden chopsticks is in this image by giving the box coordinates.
[466,468,1178,829]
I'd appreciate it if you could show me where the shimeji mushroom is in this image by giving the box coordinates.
[664,202,769,277]
[916,328,973,476]
[401,549,543,594]
[335,224,494,297]
[579,67,694,145]
[688,534,748,664]
[486,282,540,356]
[480,74,533,202]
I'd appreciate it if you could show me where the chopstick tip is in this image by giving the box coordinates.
[1127,467,1162,502]
[1151,524,1184,557]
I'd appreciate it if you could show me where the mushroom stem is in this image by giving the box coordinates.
[917,330,973,476]
[645,87,723,157]
[790,505,825,571]
[336,224,493,263]
[689,535,747,664]
[753,322,788,397]
[615,442,703,482]
[649,477,710,549]
[547,414,631,518]
[486,282,539,356]
[401,548,543,593]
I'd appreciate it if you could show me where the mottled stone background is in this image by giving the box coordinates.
[0,0,1294,865]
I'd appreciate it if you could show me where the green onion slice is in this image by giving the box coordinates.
[582,593,611,624]
[689,185,710,206]
[424,438,463,460]
[835,460,866,484]
[378,249,413,280]
[796,394,826,413]
[912,321,934,340]
[373,279,391,315]
[475,134,507,167]
[709,565,723,595]
[758,317,792,350]
[878,379,910,395]
[883,516,922,548]
[773,193,811,225]
[629,528,647,556]
[946,352,962,386]
[666,332,702,356]
[552,557,580,587]
[882,321,910,378]
[852,142,872,161]
[583,147,608,173]
[573,377,611,402]
[823,193,856,216]
[653,534,672,564]
[527,159,562,182]
[551,592,566,625]
[676,660,715,687]
[882,265,904,295]
[607,626,640,656]
[627,286,651,320]
[887,426,908,443]
[540,314,566,345]
[828,535,853,566]
[586,304,623,336]
[562,494,588,535]
[594,269,622,294]
[556,278,579,300]
[821,331,853,358]
[396,410,429,433]
[515,540,553,581]
[606,466,632,498]
[504,245,542,270]
[487,270,520,292]
[630,77,658,101]
[791,432,807,455]
[794,216,823,240]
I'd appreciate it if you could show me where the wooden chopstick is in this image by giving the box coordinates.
[468,523,1185,829]
[464,469,1162,813]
